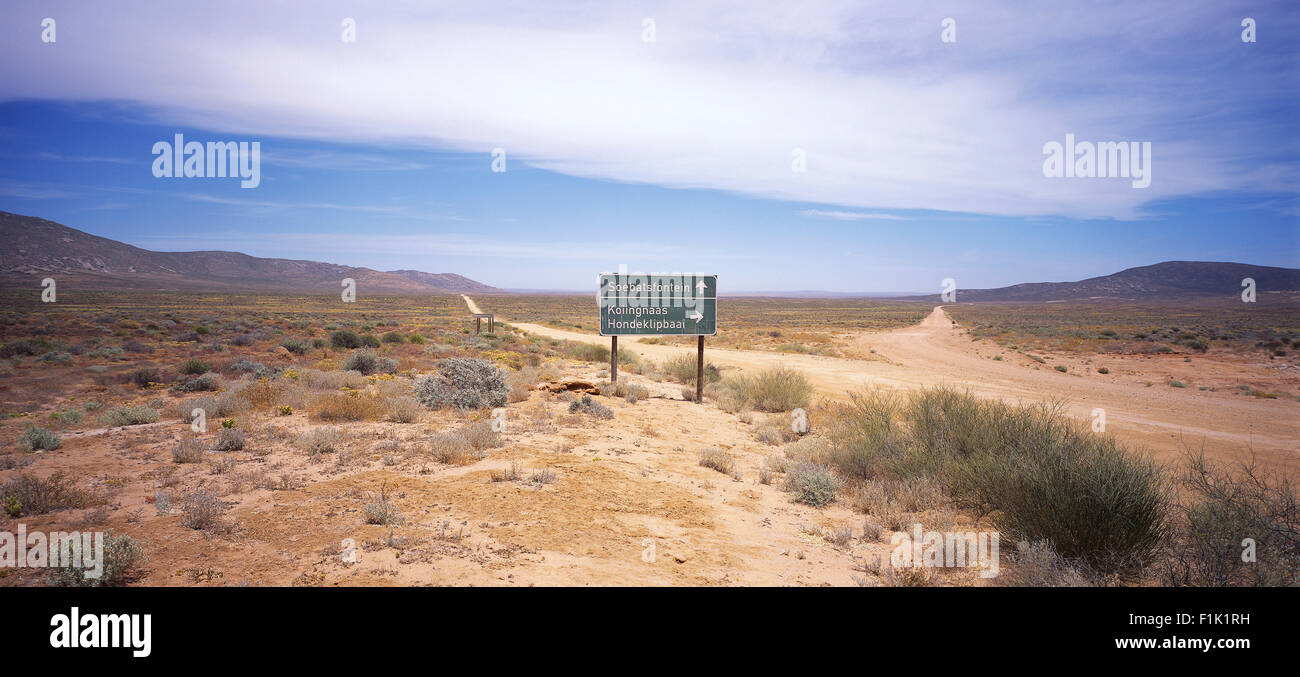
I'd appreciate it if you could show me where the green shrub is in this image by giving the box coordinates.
[662,354,721,385]
[101,405,160,427]
[1054,365,1067,373]
[716,366,811,412]
[45,531,147,587]
[17,426,62,452]
[381,331,405,344]
[280,338,310,354]
[330,330,363,349]
[895,387,1170,572]
[180,358,211,375]
[341,350,396,375]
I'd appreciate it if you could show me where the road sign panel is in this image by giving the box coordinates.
[598,273,717,336]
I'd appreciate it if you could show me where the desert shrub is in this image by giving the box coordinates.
[385,396,423,423]
[429,431,474,464]
[180,489,227,531]
[331,330,363,349]
[994,540,1096,587]
[101,405,160,427]
[177,392,250,422]
[894,387,1170,572]
[381,331,405,344]
[698,448,736,475]
[1162,450,1299,586]
[362,485,403,525]
[1097,367,1110,374]
[280,338,309,354]
[459,420,504,451]
[297,427,342,456]
[133,368,159,388]
[507,367,538,403]
[1054,365,1067,373]
[310,392,386,422]
[215,427,247,451]
[717,366,811,412]
[414,358,509,410]
[423,343,456,355]
[122,340,154,354]
[171,373,221,393]
[45,531,147,587]
[180,358,211,375]
[171,438,206,463]
[825,391,908,479]
[407,334,425,344]
[0,472,98,516]
[296,368,365,391]
[568,395,613,419]
[360,334,381,348]
[17,426,62,452]
[0,340,41,357]
[228,358,280,379]
[785,462,842,507]
[662,354,721,385]
[40,351,72,363]
[341,350,396,376]
[87,346,124,359]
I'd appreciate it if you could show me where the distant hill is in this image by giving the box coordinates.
[386,269,500,294]
[907,261,1300,302]
[0,211,500,295]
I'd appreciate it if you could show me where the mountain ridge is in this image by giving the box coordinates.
[0,211,501,295]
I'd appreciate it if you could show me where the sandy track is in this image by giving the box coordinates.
[468,297,1298,474]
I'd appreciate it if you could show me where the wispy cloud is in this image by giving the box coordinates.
[801,209,907,221]
[129,230,754,262]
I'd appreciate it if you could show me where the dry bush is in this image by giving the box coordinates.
[215,427,246,451]
[176,392,250,421]
[994,540,1096,587]
[385,396,423,423]
[784,462,842,507]
[698,448,737,476]
[507,367,538,403]
[101,405,159,427]
[310,391,386,422]
[297,369,366,391]
[171,438,206,464]
[180,489,228,531]
[1,472,101,516]
[1161,449,1299,587]
[459,420,504,451]
[296,427,342,457]
[363,484,404,525]
[429,431,474,464]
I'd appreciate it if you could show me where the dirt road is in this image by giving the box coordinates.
[468,297,1298,474]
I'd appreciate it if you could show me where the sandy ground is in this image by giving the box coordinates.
[472,296,1299,476]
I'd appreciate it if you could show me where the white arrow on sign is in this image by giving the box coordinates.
[695,279,707,294]
[688,310,703,322]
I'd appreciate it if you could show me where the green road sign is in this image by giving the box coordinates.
[598,273,717,336]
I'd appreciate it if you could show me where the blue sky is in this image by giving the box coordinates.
[1,1,1296,292]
